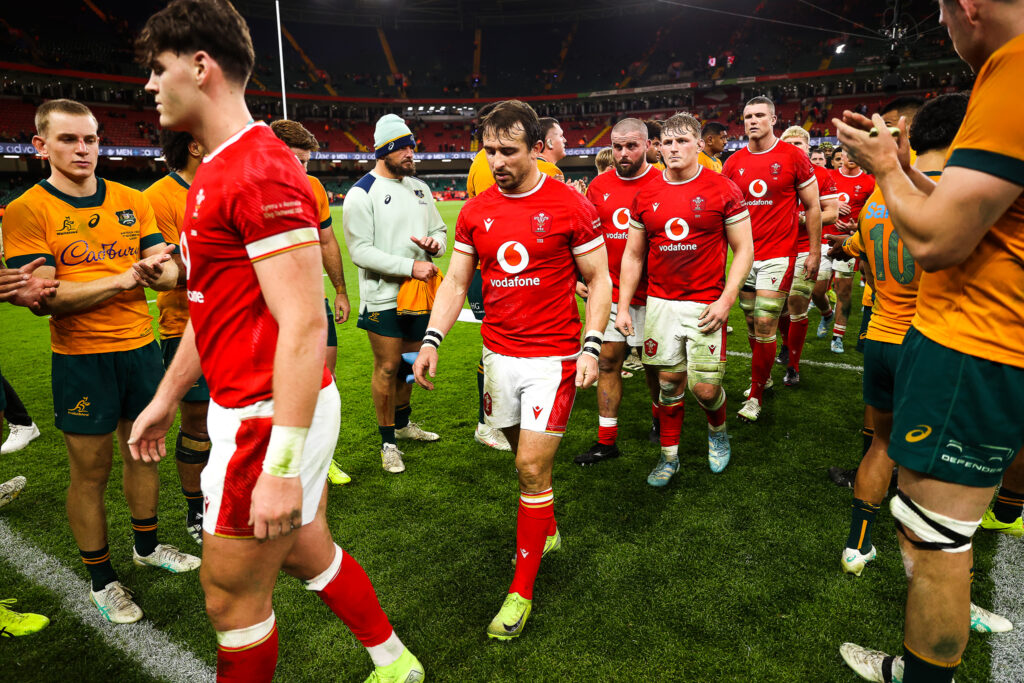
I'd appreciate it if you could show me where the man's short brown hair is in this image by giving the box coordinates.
[661,113,702,141]
[35,99,97,138]
[136,0,255,86]
[745,95,776,115]
[270,119,319,152]
[481,100,542,150]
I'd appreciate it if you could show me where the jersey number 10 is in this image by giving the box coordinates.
[869,224,915,285]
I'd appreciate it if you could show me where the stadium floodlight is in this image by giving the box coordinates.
[3,154,19,159]
[836,44,846,54]
[108,157,124,161]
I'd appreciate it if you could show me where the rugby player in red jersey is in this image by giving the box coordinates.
[815,148,875,353]
[575,117,661,465]
[413,99,610,640]
[128,2,423,681]
[616,113,753,484]
[777,126,839,385]
[722,96,821,422]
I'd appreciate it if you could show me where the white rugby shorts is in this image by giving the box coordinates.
[605,301,646,347]
[818,242,856,279]
[743,256,794,293]
[641,297,727,384]
[481,348,578,435]
[202,383,340,538]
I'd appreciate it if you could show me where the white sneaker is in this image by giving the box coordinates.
[839,643,904,682]
[737,397,762,423]
[133,544,201,573]
[90,581,143,624]
[0,475,27,510]
[622,355,643,372]
[381,443,406,473]
[396,422,440,441]
[474,423,511,451]
[841,545,877,576]
[971,602,1014,633]
[742,377,773,399]
[1,422,40,455]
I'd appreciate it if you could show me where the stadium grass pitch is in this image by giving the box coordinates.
[0,201,999,681]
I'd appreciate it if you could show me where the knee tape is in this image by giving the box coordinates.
[176,431,211,465]
[738,296,756,315]
[890,490,980,554]
[216,611,275,648]
[304,544,343,591]
[659,391,685,407]
[790,311,809,323]
[789,277,813,299]
[687,361,725,390]
[754,295,785,319]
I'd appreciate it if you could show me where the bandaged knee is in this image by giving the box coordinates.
[738,294,756,315]
[687,361,725,393]
[216,611,276,649]
[176,430,211,465]
[789,311,809,323]
[754,295,786,319]
[890,490,981,553]
[790,278,813,299]
[693,384,725,411]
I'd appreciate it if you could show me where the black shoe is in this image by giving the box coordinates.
[648,419,660,445]
[828,466,857,488]
[776,345,790,366]
[783,367,800,386]
[574,442,621,466]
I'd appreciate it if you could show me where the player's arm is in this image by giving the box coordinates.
[700,215,754,332]
[318,227,350,323]
[410,199,448,258]
[614,222,648,337]
[798,179,822,280]
[575,244,611,389]
[135,242,178,291]
[0,258,59,311]
[128,320,203,462]
[249,243,328,540]
[412,249,476,390]
[820,195,838,227]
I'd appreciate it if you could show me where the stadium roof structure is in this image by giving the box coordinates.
[234,0,665,27]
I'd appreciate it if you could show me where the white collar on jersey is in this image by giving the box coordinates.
[838,168,865,179]
[203,121,265,163]
[746,137,780,155]
[661,165,703,185]
[615,163,654,182]
[500,172,546,199]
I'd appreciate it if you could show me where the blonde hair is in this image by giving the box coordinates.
[35,99,97,138]
[781,125,810,143]
[595,147,614,173]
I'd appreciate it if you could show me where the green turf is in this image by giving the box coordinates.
[0,200,997,681]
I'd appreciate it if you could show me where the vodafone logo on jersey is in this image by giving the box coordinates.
[497,241,530,274]
[664,218,690,241]
[612,207,631,230]
[748,179,769,198]
[838,192,850,203]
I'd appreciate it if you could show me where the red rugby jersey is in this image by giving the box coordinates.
[454,174,604,357]
[630,167,748,304]
[585,164,660,306]
[796,164,838,252]
[182,122,331,408]
[722,138,815,260]
[828,168,876,242]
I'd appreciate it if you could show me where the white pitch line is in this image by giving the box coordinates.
[725,349,863,372]
[0,518,215,682]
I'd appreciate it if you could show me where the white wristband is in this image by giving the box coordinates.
[262,425,309,478]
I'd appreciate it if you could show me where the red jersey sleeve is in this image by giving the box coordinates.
[794,148,816,190]
[721,177,749,225]
[453,204,476,256]
[569,194,604,256]
[819,167,838,200]
[229,150,320,263]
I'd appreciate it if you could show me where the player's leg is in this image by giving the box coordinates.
[983,448,1024,536]
[576,338,628,465]
[776,307,791,365]
[683,302,729,473]
[784,252,813,386]
[831,269,854,353]
[842,406,891,576]
[649,369,685,487]
[367,327,406,472]
[325,298,338,375]
[0,374,40,455]
[643,361,661,444]
[394,332,439,442]
[176,399,210,543]
[64,433,120,589]
[741,259,790,421]
[813,247,835,337]
[469,268,509,451]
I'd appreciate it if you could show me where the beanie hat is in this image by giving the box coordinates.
[374,114,415,158]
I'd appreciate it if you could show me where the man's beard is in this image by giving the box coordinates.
[616,156,643,177]
[384,156,415,177]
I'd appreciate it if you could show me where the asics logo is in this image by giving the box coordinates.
[496,241,530,274]
[664,217,690,241]
[612,207,631,230]
[905,425,933,443]
[748,179,768,198]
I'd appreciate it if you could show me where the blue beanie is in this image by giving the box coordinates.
[374,114,416,159]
